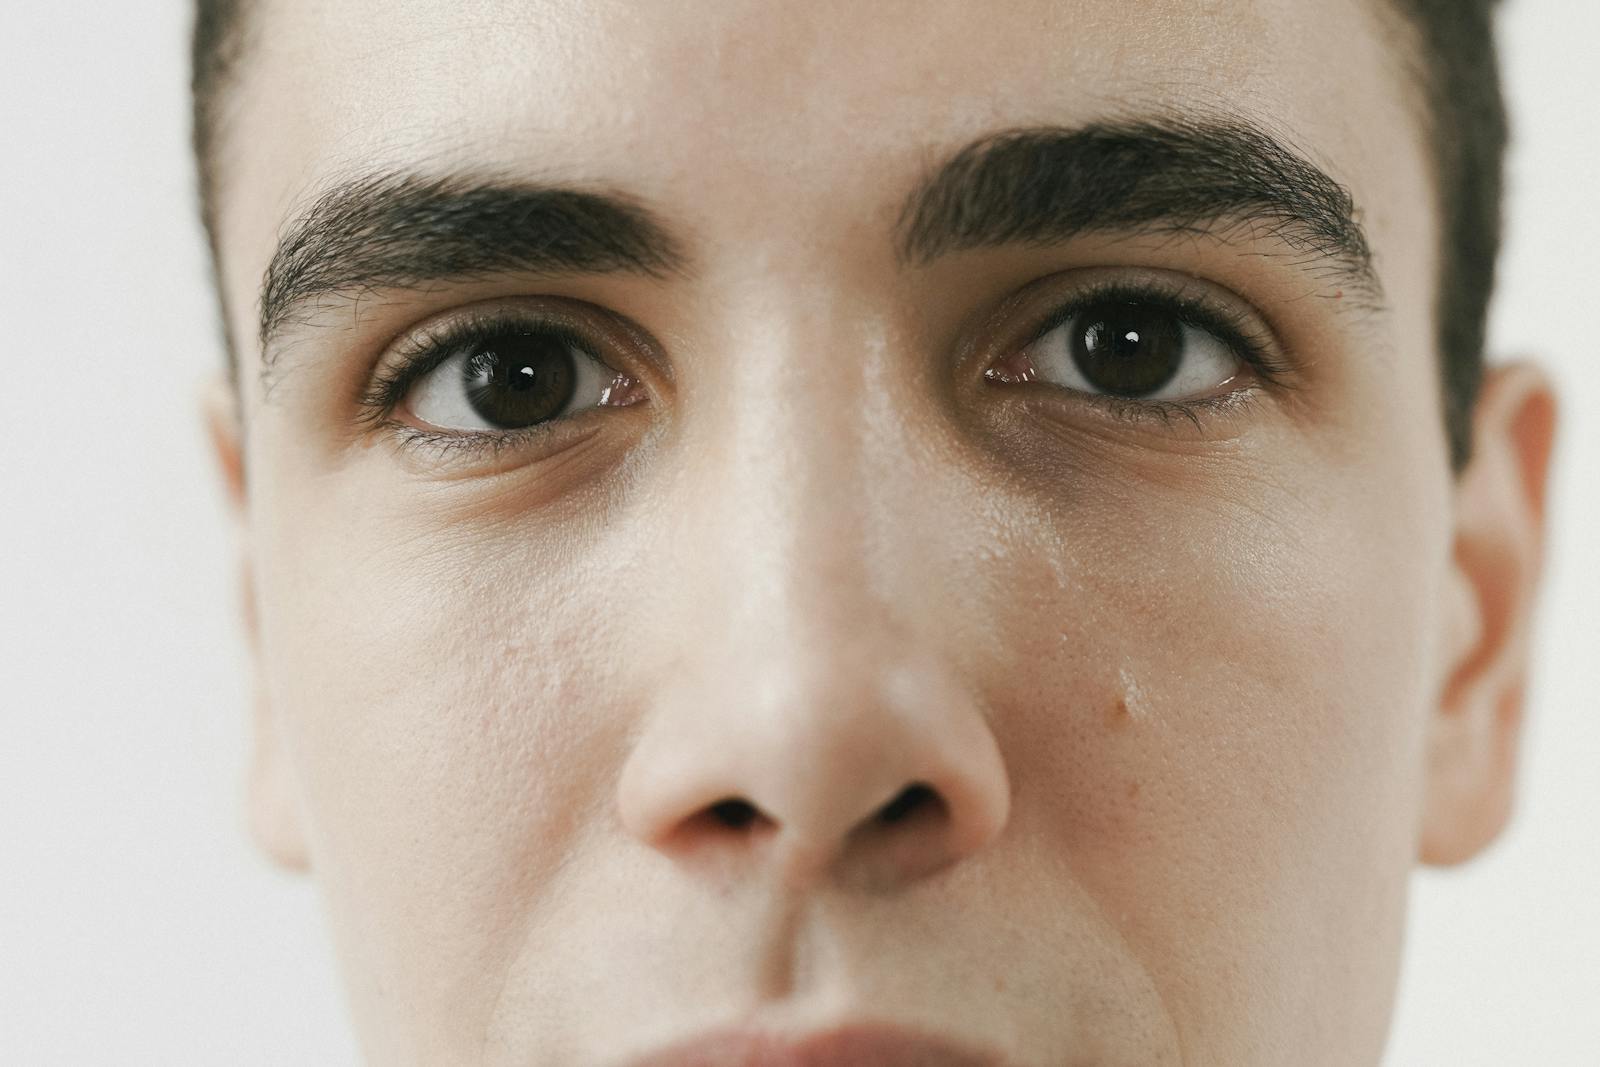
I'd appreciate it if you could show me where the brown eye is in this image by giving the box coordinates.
[405,324,640,432]
[461,331,579,429]
[1069,301,1185,397]
[1001,297,1245,402]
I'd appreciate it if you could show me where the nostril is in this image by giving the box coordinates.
[709,798,761,830]
[877,782,939,825]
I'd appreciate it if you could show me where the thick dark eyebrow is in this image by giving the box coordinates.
[258,173,685,351]
[896,118,1379,299]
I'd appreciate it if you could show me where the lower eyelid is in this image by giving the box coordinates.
[379,413,604,474]
[1081,387,1265,432]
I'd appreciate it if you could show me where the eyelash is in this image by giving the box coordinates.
[358,310,606,459]
[1009,278,1290,425]
[359,279,1287,460]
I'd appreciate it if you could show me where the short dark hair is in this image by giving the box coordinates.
[1388,0,1509,469]
[190,0,246,343]
[190,0,1505,469]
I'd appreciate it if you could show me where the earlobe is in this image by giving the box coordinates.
[200,373,312,873]
[1420,362,1558,866]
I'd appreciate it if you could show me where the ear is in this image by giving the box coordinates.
[202,374,311,873]
[1420,362,1558,866]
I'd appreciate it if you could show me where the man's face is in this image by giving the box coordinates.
[205,0,1543,1063]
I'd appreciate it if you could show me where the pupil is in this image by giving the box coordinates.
[463,330,579,429]
[1070,301,1184,397]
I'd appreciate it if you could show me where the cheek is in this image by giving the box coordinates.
[249,469,648,1031]
[984,446,1448,1050]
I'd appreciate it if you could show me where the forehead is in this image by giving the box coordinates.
[216,0,1431,335]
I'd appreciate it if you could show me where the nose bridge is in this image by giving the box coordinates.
[689,283,908,645]
[616,287,1011,890]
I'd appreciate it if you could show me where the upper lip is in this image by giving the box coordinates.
[623,1022,1009,1067]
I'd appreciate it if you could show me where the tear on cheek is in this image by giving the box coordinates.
[1109,665,1152,726]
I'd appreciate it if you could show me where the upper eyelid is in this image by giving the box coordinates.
[1032,280,1256,347]
[1020,278,1288,385]
[360,307,614,419]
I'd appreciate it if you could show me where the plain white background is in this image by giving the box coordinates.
[0,2,1594,1063]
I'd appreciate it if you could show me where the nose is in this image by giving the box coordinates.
[614,302,1010,892]
[617,646,1011,892]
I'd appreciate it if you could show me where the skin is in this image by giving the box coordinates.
[203,0,1557,1063]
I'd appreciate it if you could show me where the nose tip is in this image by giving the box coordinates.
[616,657,1011,892]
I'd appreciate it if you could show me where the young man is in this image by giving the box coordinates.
[194,0,1557,1063]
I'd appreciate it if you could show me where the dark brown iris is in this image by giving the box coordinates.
[1070,301,1184,397]
[463,330,579,429]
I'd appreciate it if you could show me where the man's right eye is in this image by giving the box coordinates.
[399,322,644,434]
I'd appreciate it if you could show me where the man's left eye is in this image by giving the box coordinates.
[991,299,1245,402]
[405,326,639,432]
